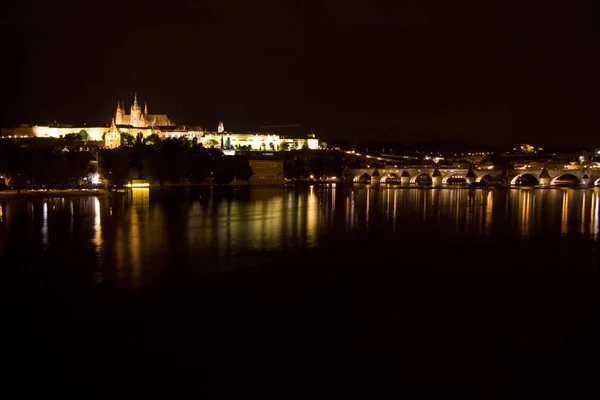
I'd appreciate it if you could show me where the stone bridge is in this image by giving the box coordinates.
[344,167,600,186]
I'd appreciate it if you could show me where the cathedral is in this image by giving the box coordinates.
[115,93,174,128]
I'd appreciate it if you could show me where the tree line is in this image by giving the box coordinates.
[0,134,254,190]
[99,133,254,187]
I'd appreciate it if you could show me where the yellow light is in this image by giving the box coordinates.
[126,182,150,187]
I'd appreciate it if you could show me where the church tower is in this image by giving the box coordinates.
[130,93,142,127]
[115,101,124,125]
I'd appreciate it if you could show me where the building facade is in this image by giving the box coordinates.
[104,119,121,149]
[248,154,285,185]
[1,95,319,151]
[115,93,174,128]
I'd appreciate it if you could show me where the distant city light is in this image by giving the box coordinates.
[91,174,100,185]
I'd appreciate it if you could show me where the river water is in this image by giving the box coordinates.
[2,186,599,396]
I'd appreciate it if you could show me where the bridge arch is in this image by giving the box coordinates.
[595,177,600,186]
[476,173,492,183]
[410,173,432,185]
[510,173,539,186]
[353,173,371,183]
[380,172,400,184]
[442,173,466,185]
[550,173,580,186]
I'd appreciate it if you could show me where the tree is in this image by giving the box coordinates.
[121,133,135,146]
[302,141,309,150]
[281,142,290,151]
[206,139,219,148]
[99,148,130,188]
[319,142,328,149]
[234,156,253,181]
[78,129,91,141]
[269,142,275,151]
[146,133,162,145]
[214,156,236,184]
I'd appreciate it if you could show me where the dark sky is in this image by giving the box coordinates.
[2,0,600,147]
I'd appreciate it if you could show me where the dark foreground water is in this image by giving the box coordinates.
[2,186,600,396]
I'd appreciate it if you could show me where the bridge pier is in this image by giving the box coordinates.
[370,170,380,187]
[539,168,551,186]
[466,169,476,185]
[582,173,590,187]
[401,170,410,186]
[432,169,442,187]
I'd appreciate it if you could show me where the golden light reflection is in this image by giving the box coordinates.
[581,191,587,234]
[593,191,600,237]
[386,188,391,221]
[366,188,370,227]
[519,190,532,236]
[129,208,142,288]
[331,185,336,216]
[0,203,3,223]
[93,197,102,248]
[561,190,569,235]
[287,192,295,239]
[484,190,493,235]
[392,189,398,231]
[131,188,150,211]
[306,190,318,246]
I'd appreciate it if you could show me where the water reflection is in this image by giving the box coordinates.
[41,202,48,246]
[1,187,600,287]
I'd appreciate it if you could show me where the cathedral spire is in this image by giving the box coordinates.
[133,93,139,108]
[144,102,148,115]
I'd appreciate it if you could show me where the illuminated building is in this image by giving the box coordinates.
[1,95,320,150]
[248,154,284,185]
[115,93,174,128]
[104,119,121,149]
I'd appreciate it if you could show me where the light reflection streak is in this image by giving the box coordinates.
[386,188,391,221]
[366,188,370,227]
[349,193,355,231]
[581,191,586,234]
[307,190,318,246]
[93,197,102,248]
[129,207,141,288]
[590,190,600,238]
[520,190,532,237]
[561,190,569,235]
[331,185,336,217]
[484,190,493,235]
[392,189,398,231]
[41,202,48,246]
[593,191,599,237]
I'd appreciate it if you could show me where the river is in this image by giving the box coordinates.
[2,186,599,396]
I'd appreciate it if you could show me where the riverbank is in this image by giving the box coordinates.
[0,189,109,199]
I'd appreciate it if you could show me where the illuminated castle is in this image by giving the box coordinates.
[115,93,174,128]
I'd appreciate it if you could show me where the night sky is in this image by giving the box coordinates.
[2,0,600,147]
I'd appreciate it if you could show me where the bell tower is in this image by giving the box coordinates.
[130,93,142,127]
[115,101,123,125]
